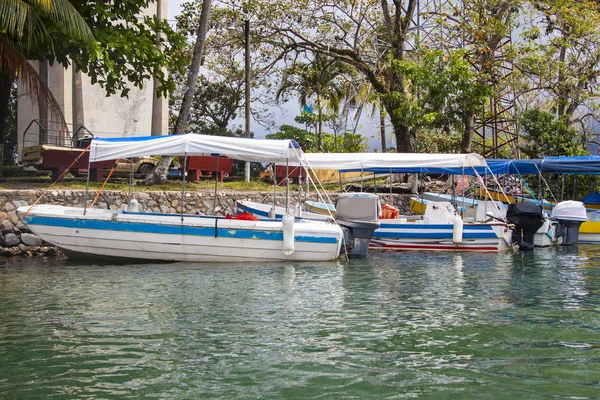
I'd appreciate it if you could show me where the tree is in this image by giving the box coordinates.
[392,49,491,153]
[202,1,418,152]
[1,0,187,180]
[267,124,367,153]
[517,0,600,136]
[175,75,243,135]
[276,53,348,151]
[443,0,522,153]
[0,0,95,179]
[144,0,213,185]
[519,109,587,158]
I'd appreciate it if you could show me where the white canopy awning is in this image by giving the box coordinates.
[89,134,303,164]
[301,152,488,174]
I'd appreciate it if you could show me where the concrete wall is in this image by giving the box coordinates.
[0,190,411,257]
[17,0,169,160]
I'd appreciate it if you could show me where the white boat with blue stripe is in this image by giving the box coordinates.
[301,152,515,252]
[17,134,344,262]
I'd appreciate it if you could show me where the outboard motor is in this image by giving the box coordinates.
[335,193,380,258]
[506,203,545,250]
[551,200,587,245]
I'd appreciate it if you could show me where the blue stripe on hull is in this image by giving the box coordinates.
[25,216,339,244]
[373,231,499,239]
[378,222,496,230]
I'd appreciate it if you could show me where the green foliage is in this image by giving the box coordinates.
[8,0,187,98]
[267,125,315,151]
[412,130,462,154]
[389,49,491,150]
[266,124,367,153]
[471,137,514,159]
[519,109,587,158]
[171,75,242,135]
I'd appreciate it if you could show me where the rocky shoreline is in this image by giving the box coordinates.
[0,189,412,257]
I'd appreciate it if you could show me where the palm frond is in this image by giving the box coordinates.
[0,0,29,41]
[0,0,94,46]
[0,36,69,135]
[30,0,94,44]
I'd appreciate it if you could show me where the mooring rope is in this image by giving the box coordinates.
[91,158,120,207]
[22,143,92,219]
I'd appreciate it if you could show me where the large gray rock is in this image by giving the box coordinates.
[0,219,13,233]
[4,233,20,247]
[21,233,43,246]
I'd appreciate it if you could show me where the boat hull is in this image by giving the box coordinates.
[578,221,600,243]
[18,205,343,262]
[305,200,336,216]
[370,220,513,252]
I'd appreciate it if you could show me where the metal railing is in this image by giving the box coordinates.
[22,120,94,149]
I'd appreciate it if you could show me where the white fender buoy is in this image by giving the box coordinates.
[268,206,276,218]
[128,199,139,212]
[282,213,295,255]
[453,215,463,244]
[295,203,302,218]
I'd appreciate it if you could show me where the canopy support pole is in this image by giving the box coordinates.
[538,173,542,203]
[360,167,364,192]
[128,158,133,205]
[297,165,303,214]
[182,152,188,222]
[419,172,424,216]
[285,158,289,212]
[373,173,377,193]
[212,155,219,216]
[83,150,92,216]
[451,175,456,210]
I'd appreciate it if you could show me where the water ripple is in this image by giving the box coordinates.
[0,249,599,399]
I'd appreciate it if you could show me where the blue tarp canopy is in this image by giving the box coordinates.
[582,192,600,204]
[486,159,543,175]
[540,156,600,174]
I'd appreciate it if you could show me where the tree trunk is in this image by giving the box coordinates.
[379,100,386,152]
[0,72,15,181]
[144,0,213,185]
[392,122,412,153]
[382,95,412,152]
[316,93,322,151]
[317,110,322,152]
[460,111,475,153]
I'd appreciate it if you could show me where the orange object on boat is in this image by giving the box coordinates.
[380,204,399,219]
[235,212,259,221]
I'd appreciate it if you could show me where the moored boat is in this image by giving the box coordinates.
[300,152,516,252]
[18,134,345,262]
[372,201,513,252]
[237,193,381,258]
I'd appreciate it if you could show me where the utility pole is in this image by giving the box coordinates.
[244,18,251,183]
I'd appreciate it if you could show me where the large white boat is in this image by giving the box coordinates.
[17,134,344,262]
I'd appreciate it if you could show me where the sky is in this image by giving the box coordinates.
[166,0,387,150]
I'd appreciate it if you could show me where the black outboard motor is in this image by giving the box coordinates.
[335,193,380,258]
[551,201,587,245]
[506,203,545,250]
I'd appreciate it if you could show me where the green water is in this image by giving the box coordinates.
[1,246,599,399]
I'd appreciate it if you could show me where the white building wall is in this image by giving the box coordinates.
[17,0,169,160]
